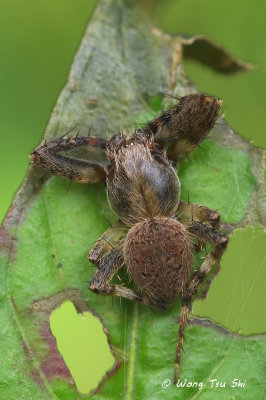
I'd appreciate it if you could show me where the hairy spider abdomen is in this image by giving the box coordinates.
[124,217,193,308]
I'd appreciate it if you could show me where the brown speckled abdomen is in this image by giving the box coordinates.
[123,217,193,308]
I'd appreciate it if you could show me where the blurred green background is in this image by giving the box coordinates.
[1,0,265,394]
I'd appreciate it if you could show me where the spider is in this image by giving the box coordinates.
[30,93,228,384]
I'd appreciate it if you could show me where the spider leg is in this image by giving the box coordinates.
[185,221,228,298]
[174,221,228,383]
[30,136,107,183]
[144,93,221,162]
[174,303,189,384]
[177,201,220,228]
[89,247,143,303]
[88,220,127,266]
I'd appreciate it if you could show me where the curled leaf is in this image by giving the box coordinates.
[181,34,253,74]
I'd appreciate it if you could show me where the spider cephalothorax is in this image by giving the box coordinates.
[30,93,228,383]
[106,131,180,225]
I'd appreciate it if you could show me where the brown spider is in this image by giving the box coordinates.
[30,93,228,383]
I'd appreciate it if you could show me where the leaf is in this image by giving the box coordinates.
[181,34,253,74]
[178,139,256,224]
[0,0,265,399]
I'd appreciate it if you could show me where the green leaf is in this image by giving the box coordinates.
[178,139,256,224]
[0,0,265,399]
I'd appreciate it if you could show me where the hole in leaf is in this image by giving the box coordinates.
[193,225,266,335]
[50,301,115,394]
